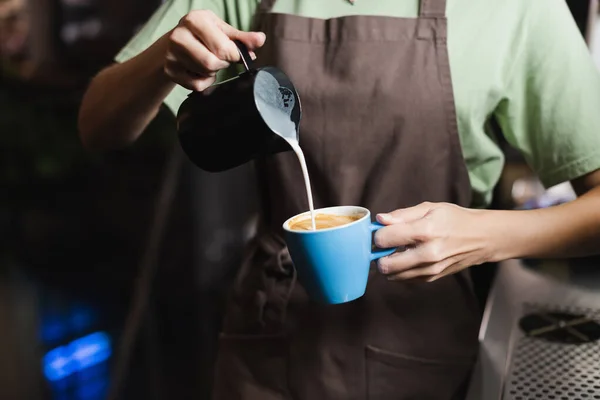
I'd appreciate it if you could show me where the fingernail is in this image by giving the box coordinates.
[377,213,391,222]
[377,259,387,274]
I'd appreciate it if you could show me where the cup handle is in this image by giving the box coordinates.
[233,40,255,72]
[369,222,398,261]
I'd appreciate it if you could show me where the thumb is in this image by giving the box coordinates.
[377,202,433,225]
[235,31,267,50]
[218,21,267,50]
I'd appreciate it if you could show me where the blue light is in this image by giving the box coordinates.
[40,303,97,344]
[40,318,67,344]
[43,347,73,382]
[76,379,109,400]
[43,332,112,382]
[70,305,95,332]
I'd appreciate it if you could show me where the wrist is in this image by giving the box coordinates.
[142,32,175,88]
[476,209,525,263]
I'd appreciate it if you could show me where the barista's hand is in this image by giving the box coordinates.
[373,202,492,282]
[164,10,266,91]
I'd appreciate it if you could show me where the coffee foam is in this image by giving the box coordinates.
[288,212,363,231]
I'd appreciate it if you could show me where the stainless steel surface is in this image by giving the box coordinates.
[504,303,600,400]
[467,260,600,400]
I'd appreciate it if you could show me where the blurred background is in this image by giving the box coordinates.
[0,1,599,399]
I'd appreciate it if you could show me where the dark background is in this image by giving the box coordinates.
[0,1,597,399]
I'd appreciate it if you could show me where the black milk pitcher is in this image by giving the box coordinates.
[177,40,302,172]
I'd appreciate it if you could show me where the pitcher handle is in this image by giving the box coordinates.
[369,222,399,261]
[234,40,255,72]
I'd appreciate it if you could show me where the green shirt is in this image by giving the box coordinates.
[116,0,600,208]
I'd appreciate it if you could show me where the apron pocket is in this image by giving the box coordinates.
[365,345,474,400]
[212,333,291,400]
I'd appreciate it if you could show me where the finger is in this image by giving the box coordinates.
[387,254,470,282]
[378,238,451,275]
[374,214,434,249]
[211,9,266,50]
[170,27,230,71]
[164,61,216,91]
[386,258,453,281]
[373,223,416,250]
[183,11,265,63]
[216,19,266,49]
[386,264,436,281]
[377,246,422,275]
[376,202,434,225]
[425,260,473,282]
[171,45,225,77]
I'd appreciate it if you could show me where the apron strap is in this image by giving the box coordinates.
[252,0,277,31]
[259,0,445,19]
[420,0,447,17]
[257,0,277,13]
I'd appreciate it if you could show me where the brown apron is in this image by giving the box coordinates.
[213,0,481,398]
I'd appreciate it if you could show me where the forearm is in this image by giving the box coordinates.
[78,33,175,150]
[486,186,600,261]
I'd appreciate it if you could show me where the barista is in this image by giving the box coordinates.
[78,0,600,398]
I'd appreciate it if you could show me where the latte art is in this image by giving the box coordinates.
[289,213,362,231]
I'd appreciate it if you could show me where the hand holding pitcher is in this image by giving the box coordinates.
[165,10,265,91]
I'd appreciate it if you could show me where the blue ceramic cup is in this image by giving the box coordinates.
[283,206,397,304]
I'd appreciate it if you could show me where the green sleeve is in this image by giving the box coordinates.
[116,1,203,114]
[114,0,259,115]
[495,0,600,188]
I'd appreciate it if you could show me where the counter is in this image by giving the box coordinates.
[466,259,600,400]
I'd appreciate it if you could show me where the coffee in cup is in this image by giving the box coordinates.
[283,206,398,304]
[289,213,362,231]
